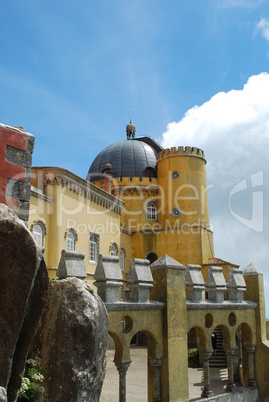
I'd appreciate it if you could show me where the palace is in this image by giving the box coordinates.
[1,121,269,401]
[29,120,215,284]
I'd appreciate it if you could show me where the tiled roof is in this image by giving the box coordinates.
[203,257,239,267]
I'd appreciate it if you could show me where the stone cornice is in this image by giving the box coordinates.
[32,167,124,215]
[31,186,53,202]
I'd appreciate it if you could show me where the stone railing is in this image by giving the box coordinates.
[185,264,247,304]
[93,255,154,304]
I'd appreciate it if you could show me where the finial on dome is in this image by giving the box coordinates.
[126,107,136,140]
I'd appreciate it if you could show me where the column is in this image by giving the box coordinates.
[245,345,257,387]
[225,348,236,392]
[149,357,162,402]
[201,351,213,398]
[115,361,131,402]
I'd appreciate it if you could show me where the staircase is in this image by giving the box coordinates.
[209,327,227,368]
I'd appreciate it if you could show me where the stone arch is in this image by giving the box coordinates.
[235,322,254,386]
[108,330,124,363]
[213,324,231,349]
[237,322,253,345]
[190,326,207,350]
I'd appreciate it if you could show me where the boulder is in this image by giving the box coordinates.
[30,277,108,402]
[0,203,49,401]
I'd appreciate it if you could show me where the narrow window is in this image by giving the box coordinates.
[89,232,100,263]
[146,201,157,220]
[33,224,43,247]
[120,248,126,272]
[66,230,75,251]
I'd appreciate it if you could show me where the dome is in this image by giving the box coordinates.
[87,138,159,181]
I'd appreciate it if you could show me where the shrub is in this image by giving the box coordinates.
[17,359,44,401]
[188,348,199,366]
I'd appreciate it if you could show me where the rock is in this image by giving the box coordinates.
[0,203,49,401]
[30,277,108,402]
[0,387,7,402]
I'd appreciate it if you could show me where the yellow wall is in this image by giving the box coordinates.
[29,167,123,287]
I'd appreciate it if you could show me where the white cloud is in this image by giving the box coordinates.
[160,73,269,316]
[256,17,269,42]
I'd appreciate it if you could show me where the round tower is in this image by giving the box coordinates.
[156,146,214,264]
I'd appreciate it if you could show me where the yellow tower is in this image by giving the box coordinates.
[156,146,214,265]
[87,122,214,271]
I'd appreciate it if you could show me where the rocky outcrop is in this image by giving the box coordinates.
[30,277,108,402]
[0,204,49,402]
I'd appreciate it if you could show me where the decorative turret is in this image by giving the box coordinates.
[126,119,136,139]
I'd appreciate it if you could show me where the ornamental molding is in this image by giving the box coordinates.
[36,167,124,215]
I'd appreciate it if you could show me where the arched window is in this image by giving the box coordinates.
[89,232,100,263]
[146,251,158,265]
[33,224,43,247]
[120,248,126,272]
[110,242,119,256]
[32,220,47,248]
[66,230,75,251]
[146,201,157,220]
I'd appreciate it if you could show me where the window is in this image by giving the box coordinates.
[33,224,43,247]
[65,228,77,251]
[66,231,75,251]
[172,171,179,179]
[89,232,100,263]
[146,201,157,220]
[146,251,158,264]
[110,242,118,256]
[120,248,126,272]
[172,207,181,217]
[32,220,47,248]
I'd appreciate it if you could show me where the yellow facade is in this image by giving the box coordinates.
[29,167,124,284]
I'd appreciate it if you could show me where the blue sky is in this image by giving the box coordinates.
[1,0,269,313]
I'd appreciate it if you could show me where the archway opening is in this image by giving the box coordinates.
[146,252,158,265]
[209,326,227,368]
[187,327,205,399]
[100,335,119,401]
[129,331,148,401]
[187,328,200,368]
[235,323,253,387]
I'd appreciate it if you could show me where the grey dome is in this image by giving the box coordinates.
[87,138,162,182]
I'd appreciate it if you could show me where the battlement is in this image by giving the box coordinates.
[157,146,205,161]
[92,176,158,187]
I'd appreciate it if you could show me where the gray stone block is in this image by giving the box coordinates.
[5,145,32,168]
[243,262,262,275]
[205,266,226,303]
[185,264,205,302]
[127,258,153,303]
[227,268,246,302]
[150,254,185,270]
[94,254,123,303]
[57,250,87,279]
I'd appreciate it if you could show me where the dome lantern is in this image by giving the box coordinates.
[126,120,136,140]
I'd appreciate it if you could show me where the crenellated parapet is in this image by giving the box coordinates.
[157,146,205,161]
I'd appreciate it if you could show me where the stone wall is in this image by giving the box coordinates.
[0,123,34,224]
